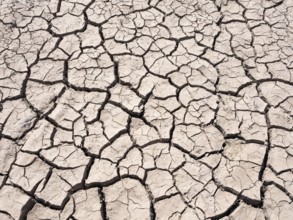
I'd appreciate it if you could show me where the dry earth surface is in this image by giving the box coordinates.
[0,0,293,219]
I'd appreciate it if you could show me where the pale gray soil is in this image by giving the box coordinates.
[0,0,293,219]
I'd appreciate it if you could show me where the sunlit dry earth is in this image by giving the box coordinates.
[1,0,293,219]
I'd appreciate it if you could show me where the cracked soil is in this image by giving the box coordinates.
[1,0,293,219]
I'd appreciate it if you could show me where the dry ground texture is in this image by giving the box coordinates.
[0,0,293,219]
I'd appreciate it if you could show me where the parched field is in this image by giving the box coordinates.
[0,0,293,219]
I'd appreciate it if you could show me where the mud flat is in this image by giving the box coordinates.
[0,0,293,219]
